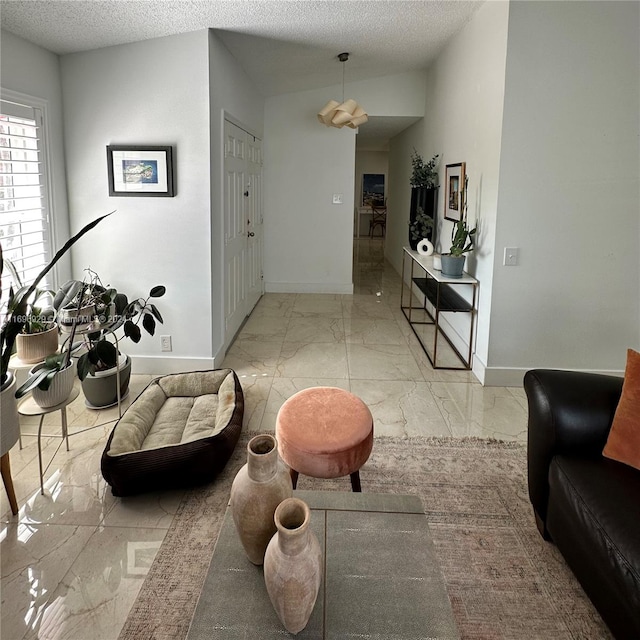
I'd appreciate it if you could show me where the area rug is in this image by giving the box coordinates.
[118,435,611,640]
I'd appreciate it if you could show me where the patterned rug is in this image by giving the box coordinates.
[119,435,611,640]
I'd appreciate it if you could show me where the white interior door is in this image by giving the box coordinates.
[223,120,263,345]
[246,136,263,312]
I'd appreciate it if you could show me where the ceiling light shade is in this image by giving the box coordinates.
[318,100,341,126]
[318,53,368,130]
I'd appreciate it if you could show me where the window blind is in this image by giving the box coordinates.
[0,98,51,301]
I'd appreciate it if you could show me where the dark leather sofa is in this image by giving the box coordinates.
[524,369,640,640]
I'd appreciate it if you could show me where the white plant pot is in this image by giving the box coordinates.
[1,372,21,455]
[30,361,75,408]
[58,304,95,333]
[16,324,59,364]
[81,354,131,409]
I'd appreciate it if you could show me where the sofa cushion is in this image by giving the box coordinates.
[603,348,640,471]
[547,455,640,638]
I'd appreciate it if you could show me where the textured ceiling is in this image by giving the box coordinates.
[1,0,482,145]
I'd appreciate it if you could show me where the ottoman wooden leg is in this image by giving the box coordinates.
[350,471,362,492]
[289,468,299,490]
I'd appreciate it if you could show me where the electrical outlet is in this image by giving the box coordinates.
[160,335,172,352]
[504,247,519,266]
[332,193,343,204]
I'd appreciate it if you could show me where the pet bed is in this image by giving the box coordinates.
[101,368,243,496]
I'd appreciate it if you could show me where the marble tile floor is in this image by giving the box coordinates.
[1,237,528,639]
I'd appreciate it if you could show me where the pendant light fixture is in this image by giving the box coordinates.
[318,53,368,129]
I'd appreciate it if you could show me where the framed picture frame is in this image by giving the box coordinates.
[361,173,385,207]
[444,162,466,221]
[107,145,174,197]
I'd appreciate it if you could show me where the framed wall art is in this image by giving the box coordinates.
[107,145,174,197]
[361,173,385,207]
[444,162,465,221]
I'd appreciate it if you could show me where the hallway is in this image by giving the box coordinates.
[223,236,527,441]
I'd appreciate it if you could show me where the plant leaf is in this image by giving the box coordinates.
[96,340,118,367]
[142,312,156,336]
[149,285,166,298]
[77,353,92,381]
[149,304,163,323]
[114,293,128,316]
[124,320,141,343]
[14,368,51,398]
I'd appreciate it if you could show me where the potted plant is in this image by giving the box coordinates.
[1,213,112,438]
[441,176,476,278]
[14,303,81,408]
[2,258,59,364]
[409,149,439,250]
[59,276,166,408]
[54,268,116,332]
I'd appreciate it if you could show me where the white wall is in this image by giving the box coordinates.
[263,71,425,293]
[208,30,265,359]
[263,85,356,293]
[387,0,510,381]
[487,0,640,382]
[60,31,213,373]
[1,30,71,284]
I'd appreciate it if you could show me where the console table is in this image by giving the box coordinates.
[186,491,459,639]
[401,247,478,370]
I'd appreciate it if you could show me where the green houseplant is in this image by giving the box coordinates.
[1,214,111,433]
[441,176,476,278]
[52,272,166,408]
[3,260,59,364]
[409,149,439,188]
[409,150,439,250]
[1,212,112,390]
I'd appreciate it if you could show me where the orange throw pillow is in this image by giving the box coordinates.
[603,349,640,470]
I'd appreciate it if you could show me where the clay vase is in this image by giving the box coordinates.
[264,498,323,635]
[229,434,292,565]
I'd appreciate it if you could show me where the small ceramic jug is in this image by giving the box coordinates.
[263,498,323,634]
[229,434,292,565]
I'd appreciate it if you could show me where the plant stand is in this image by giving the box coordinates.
[18,388,79,495]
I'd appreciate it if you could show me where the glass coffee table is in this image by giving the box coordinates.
[187,490,459,639]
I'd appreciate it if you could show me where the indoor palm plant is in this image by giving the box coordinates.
[441,176,476,277]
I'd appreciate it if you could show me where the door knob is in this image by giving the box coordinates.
[248,231,255,237]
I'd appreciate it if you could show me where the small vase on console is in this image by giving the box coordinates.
[416,238,434,256]
[264,497,323,634]
[229,433,292,565]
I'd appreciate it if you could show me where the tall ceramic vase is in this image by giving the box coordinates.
[230,434,292,565]
[264,498,323,635]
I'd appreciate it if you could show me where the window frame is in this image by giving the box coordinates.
[0,88,57,299]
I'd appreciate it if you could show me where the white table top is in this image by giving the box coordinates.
[17,387,80,416]
[403,247,478,284]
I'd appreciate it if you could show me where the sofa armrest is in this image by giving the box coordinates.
[523,369,622,537]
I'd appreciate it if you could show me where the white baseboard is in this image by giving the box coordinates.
[131,356,216,376]
[264,281,354,294]
[482,365,624,387]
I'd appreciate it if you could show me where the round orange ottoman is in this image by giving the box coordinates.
[275,387,373,491]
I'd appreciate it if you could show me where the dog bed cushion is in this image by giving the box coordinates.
[101,368,244,496]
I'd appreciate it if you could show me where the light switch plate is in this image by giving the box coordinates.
[332,193,343,204]
[504,247,519,266]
